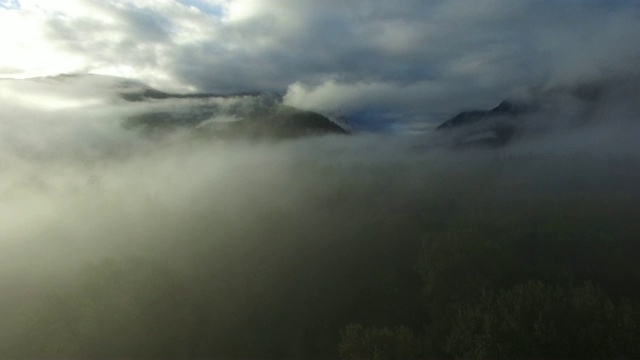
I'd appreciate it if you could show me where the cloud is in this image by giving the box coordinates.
[1,0,640,124]
[283,79,509,126]
[280,0,640,119]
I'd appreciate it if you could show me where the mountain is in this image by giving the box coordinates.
[437,100,527,130]
[1,74,348,140]
[125,104,348,139]
[118,85,348,139]
[435,100,530,147]
[435,77,640,148]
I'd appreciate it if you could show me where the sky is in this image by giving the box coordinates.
[1,0,640,125]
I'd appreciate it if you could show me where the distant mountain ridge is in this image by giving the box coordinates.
[435,77,640,148]
[435,100,533,147]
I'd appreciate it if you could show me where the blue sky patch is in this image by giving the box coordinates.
[176,0,223,16]
[0,0,20,10]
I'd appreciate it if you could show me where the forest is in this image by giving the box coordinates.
[2,146,639,359]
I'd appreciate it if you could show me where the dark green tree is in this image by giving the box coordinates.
[446,281,640,359]
[339,324,422,360]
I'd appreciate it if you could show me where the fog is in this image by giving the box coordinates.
[3,0,640,356]
[1,74,640,357]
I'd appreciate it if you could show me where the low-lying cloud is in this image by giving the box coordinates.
[1,73,639,269]
[1,73,640,356]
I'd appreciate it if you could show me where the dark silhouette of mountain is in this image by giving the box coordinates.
[434,77,640,148]
[435,100,530,147]
[437,100,524,130]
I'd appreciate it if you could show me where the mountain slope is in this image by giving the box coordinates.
[436,77,640,148]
